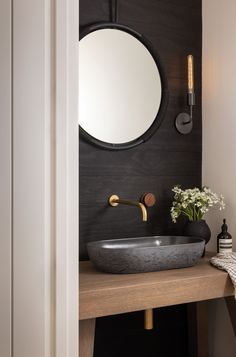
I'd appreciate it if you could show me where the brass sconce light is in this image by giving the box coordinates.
[175,55,195,134]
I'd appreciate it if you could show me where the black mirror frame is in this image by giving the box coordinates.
[79,22,169,151]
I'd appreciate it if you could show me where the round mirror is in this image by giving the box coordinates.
[79,23,168,150]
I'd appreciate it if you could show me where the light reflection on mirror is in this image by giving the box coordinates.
[79,28,163,146]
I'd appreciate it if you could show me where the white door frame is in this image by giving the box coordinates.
[0,1,12,356]
[12,0,78,356]
[55,0,79,356]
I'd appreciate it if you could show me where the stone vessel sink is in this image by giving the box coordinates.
[87,236,205,274]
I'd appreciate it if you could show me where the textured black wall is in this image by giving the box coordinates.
[80,0,202,260]
[80,0,202,356]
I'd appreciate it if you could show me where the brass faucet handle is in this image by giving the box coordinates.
[108,194,119,207]
[140,193,156,207]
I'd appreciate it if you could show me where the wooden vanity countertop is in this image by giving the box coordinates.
[79,253,234,320]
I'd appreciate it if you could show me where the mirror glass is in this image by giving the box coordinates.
[79,27,165,148]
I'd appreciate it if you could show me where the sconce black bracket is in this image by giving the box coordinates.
[175,92,195,134]
[175,112,193,134]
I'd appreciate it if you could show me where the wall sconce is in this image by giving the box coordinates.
[175,55,195,134]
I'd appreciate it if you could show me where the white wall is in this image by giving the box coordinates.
[0,1,12,356]
[12,1,78,356]
[13,1,54,355]
[203,0,236,355]
[0,1,78,356]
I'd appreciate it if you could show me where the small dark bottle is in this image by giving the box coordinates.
[217,219,232,253]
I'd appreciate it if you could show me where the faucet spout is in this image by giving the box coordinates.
[108,195,148,222]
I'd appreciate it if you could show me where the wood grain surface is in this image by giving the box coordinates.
[79,255,234,320]
[187,301,209,357]
[79,319,96,357]
[225,296,236,337]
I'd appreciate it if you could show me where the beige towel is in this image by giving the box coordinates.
[210,252,236,298]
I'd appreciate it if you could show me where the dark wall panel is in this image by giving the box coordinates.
[80,0,202,259]
[80,0,202,356]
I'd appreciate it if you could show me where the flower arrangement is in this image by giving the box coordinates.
[171,186,225,223]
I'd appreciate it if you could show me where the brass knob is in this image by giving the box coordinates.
[108,194,119,207]
[140,193,156,207]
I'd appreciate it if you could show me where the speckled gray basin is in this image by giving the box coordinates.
[87,236,205,274]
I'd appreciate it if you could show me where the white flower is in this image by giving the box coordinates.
[170,185,225,223]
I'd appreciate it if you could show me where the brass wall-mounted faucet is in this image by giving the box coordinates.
[108,192,156,330]
[108,193,156,222]
[109,195,148,221]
